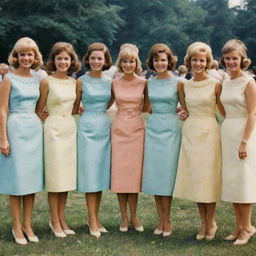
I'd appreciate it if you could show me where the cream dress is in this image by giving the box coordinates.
[44,76,77,192]
[174,78,221,203]
[221,75,256,203]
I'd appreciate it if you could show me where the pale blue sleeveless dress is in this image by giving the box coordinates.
[142,77,181,196]
[0,73,43,195]
[77,74,111,192]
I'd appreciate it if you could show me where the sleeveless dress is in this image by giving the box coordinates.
[77,74,111,192]
[0,73,43,195]
[44,76,77,192]
[142,77,181,196]
[221,75,256,203]
[111,76,146,193]
[174,78,221,203]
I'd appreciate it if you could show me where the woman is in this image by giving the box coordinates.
[220,39,256,245]
[111,43,148,232]
[142,43,181,237]
[36,42,80,238]
[73,42,112,239]
[0,37,43,244]
[174,42,225,241]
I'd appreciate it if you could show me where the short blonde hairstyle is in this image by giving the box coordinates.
[8,37,43,70]
[146,43,177,71]
[83,42,112,71]
[46,42,81,75]
[116,43,142,73]
[184,42,213,71]
[220,39,251,70]
[177,65,187,74]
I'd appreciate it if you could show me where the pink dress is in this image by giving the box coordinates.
[111,76,146,193]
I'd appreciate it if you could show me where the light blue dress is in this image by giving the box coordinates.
[77,74,111,192]
[0,73,43,195]
[142,77,181,196]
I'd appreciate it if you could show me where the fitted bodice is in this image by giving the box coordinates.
[80,74,111,113]
[46,76,76,116]
[184,78,217,118]
[7,72,40,113]
[148,77,178,114]
[221,75,254,118]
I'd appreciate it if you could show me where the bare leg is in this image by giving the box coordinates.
[86,192,98,232]
[10,195,24,239]
[205,203,217,237]
[197,203,207,237]
[154,196,164,231]
[22,194,36,237]
[59,192,69,230]
[48,192,63,232]
[238,203,253,240]
[229,203,242,237]
[162,196,172,233]
[117,193,128,228]
[128,193,142,228]
[95,191,103,228]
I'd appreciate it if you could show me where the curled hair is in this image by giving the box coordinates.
[146,43,177,71]
[8,37,43,70]
[116,43,142,73]
[220,39,251,70]
[83,42,112,71]
[46,42,81,75]
[184,42,213,71]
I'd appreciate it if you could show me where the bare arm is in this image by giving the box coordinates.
[107,82,115,109]
[142,81,151,113]
[0,76,11,156]
[35,79,49,120]
[177,80,188,113]
[239,80,256,159]
[215,82,226,117]
[72,79,82,115]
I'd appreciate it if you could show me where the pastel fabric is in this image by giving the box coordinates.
[111,76,146,193]
[77,74,111,192]
[221,75,256,203]
[44,76,77,192]
[174,78,221,203]
[0,73,43,195]
[142,77,181,196]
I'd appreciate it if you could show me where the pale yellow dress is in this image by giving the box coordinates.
[44,76,77,192]
[174,78,221,203]
[221,75,256,203]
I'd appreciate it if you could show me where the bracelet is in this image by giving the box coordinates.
[242,139,248,144]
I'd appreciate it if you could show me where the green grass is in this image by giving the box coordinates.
[0,192,256,256]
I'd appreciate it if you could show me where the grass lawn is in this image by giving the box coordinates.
[0,191,256,256]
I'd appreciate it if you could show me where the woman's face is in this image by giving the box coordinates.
[17,50,35,69]
[190,53,207,74]
[121,56,136,74]
[89,50,105,72]
[55,51,71,73]
[153,52,169,74]
[223,50,242,72]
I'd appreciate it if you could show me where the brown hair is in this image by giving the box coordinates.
[46,42,81,75]
[116,43,142,73]
[146,43,177,71]
[8,37,43,70]
[184,42,213,71]
[220,39,251,70]
[82,42,112,71]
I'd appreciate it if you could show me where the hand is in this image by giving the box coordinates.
[40,108,49,122]
[177,108,188,121]
[78,106,85,115]
[0,139,10,157]
[238,142,247,160]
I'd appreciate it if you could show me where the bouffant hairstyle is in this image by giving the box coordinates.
[82,42,112,71]
[146,43,177,71]
[220,39,251,70]
[177,65,187,74]
[184,42,213,71]
[46,42,81,75]
[8,37,43,70]
[116,43,142,73]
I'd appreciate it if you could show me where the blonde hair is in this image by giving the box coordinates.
[184,42,213,71]
[177,65,187,74]
[8,37,43,70]
[116,43,142,73]
[220,39,251,70]
[146,43,177,71]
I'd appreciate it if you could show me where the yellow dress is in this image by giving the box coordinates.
[221,75,256,203]
[174,78,221,203]
[44,76,77,192]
